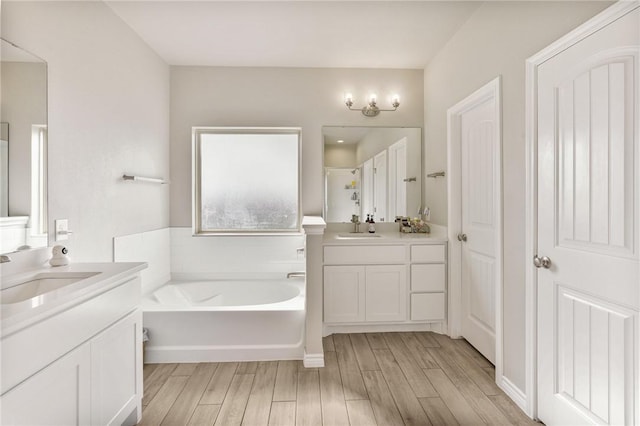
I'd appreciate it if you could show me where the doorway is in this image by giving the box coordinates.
[447,76,503,376]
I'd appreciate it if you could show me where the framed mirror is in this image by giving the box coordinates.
[1,39,48,254]
[323,126,421,223]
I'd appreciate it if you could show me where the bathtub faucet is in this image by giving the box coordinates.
[287,271,306,279]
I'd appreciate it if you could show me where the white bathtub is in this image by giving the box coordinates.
[142,277,305,363]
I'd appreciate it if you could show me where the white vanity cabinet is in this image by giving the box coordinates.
[323,238,446,329]
[1,263,145,426]
[324,264,407,323]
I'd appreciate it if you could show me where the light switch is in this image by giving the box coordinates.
[55,219,69,241]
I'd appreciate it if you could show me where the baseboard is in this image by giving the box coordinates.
[145,344,303,363]
[498,375,530,417]
[323,321,445,336]
[303,351,325,368]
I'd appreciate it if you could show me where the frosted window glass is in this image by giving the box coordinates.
[196,130,299,232]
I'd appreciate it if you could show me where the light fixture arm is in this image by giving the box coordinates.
[345,94,400,117]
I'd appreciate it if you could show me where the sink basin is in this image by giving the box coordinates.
[337,233,383,239]
[1,272,100,305]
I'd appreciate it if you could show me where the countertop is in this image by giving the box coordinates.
[323,225,448,245]
[1,262,147,336]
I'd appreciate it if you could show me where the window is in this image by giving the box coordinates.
[31,125,47,236]
[193,127,301,234]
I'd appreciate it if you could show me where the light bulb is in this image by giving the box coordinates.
[369,94,377,104]
[391,94,400,108]
[344,93,353,107]
[337,139,344,144]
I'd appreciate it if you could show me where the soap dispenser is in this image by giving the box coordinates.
[368,215,376,233]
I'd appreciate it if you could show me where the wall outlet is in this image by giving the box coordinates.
[55,219,69,241]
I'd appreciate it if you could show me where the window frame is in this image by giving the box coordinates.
[192,126,302,235]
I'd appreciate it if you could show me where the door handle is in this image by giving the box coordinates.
[533,255,551,269]
[457,233,467,242]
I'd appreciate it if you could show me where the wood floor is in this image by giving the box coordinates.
[140,332,539,425]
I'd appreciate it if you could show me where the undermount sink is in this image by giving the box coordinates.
[1,272,100,305]
[337,233,383,239]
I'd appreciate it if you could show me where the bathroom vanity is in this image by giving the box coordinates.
[323,227,447,334]
[1,262,146,426]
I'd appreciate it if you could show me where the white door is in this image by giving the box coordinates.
[455,80,501,365]
[361,159,374,220]
[373,150,387,221]
[536,7,639,425]
[388,138,408,219]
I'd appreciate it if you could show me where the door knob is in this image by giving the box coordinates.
[457,233,467,242]
[533,255,551,269]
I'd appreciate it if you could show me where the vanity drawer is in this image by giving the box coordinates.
[410,244,445,263]
[324,245,407,265]
[411,293,445,321]
[411,264,445,292]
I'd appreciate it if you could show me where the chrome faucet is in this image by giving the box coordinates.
[350,214,361,233]
[0,255,11,263]
[287,271,305,279]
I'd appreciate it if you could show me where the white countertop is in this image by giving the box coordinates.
[323,225,448,245]
[1,262,147,336]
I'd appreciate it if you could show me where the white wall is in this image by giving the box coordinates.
[324,144,357,168]
[170,67,423,226]
[2,2,171,261]
[423,0,612,393]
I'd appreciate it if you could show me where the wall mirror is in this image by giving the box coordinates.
[0,39,48,254]
[323,126,421,223]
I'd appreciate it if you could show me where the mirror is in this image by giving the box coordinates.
[0,39,48,254]
[323,126,421,223]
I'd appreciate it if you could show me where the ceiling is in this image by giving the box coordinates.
[323,126,373,145]
[105,1,483,68]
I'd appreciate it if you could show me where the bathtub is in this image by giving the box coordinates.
[142,277,305,363]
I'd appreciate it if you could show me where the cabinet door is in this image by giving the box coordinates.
[324,266,365,323]
[91,310,143,426]
[1,343,91,426]
[365,265,407,322]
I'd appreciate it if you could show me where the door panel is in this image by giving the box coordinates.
[324,266,365,323]
[555,286,635,425]
[365,265,407,322]
[536,7,639,425]
[556,54,635,257]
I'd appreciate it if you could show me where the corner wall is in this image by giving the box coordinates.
[422,0,612,395]
[2,1,171,261]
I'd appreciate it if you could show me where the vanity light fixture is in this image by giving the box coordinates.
[344,93,400,117]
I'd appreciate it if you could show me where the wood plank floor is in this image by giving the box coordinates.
[139,332,540,425]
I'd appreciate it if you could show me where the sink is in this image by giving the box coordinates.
[337,233,383,239]
[1,272,100,305]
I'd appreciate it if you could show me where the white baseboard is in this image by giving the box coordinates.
[145,344,303,363]
[303,351,324,368]
[323,321,445,336]
[498,375,530,417]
